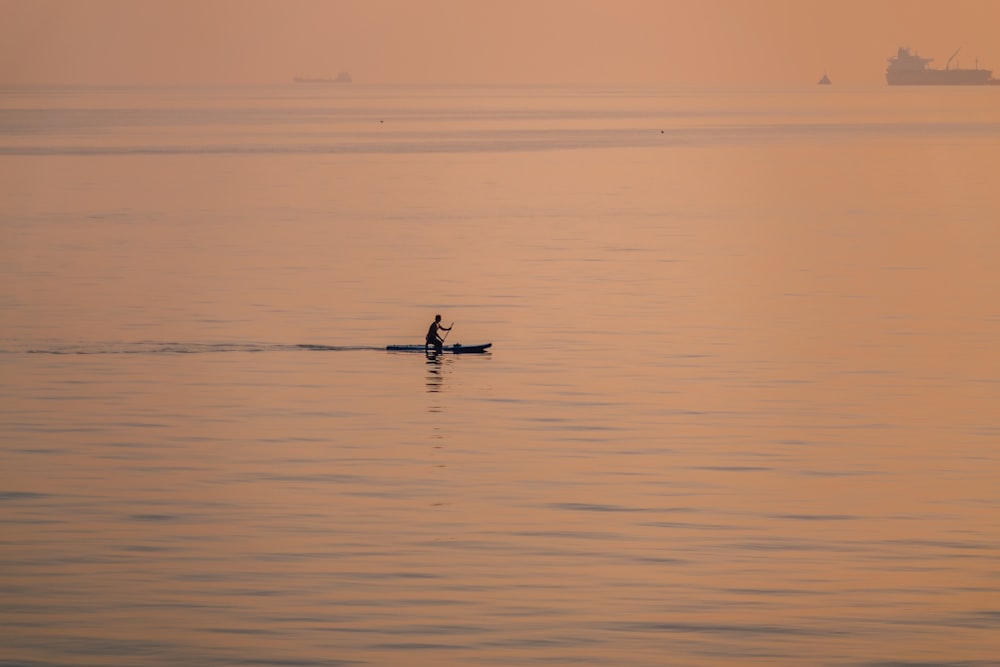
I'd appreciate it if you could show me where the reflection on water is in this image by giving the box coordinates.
[1,84,999,667]
[425,352,447,418]
[425,352,446,392]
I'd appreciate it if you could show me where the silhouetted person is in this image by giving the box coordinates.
[425,315,451,352]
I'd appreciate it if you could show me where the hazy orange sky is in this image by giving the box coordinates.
[3,0,1000,86]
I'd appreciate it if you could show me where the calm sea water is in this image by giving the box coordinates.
[2,83,999,666]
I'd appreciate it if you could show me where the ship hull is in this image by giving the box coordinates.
[887,69,993,85]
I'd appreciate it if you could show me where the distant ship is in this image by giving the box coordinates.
[294,71,352,84]
[886,47,994,85]
[817,72,831,85]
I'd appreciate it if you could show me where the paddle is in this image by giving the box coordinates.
[441,322,454,345]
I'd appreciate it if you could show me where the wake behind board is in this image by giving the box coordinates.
[386,343,492,354]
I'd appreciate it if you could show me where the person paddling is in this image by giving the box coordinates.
[425,315,452,352]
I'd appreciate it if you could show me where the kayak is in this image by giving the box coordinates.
[386,343,492,354]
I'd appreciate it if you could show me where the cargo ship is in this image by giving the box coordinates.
[886,47,994,85]
[294,71,352,84]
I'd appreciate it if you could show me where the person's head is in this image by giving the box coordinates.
[435,314,442,322]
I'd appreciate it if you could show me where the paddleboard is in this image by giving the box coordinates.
[386,343,492,354]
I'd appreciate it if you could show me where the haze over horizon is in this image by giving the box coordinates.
[3,0,1000,87]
